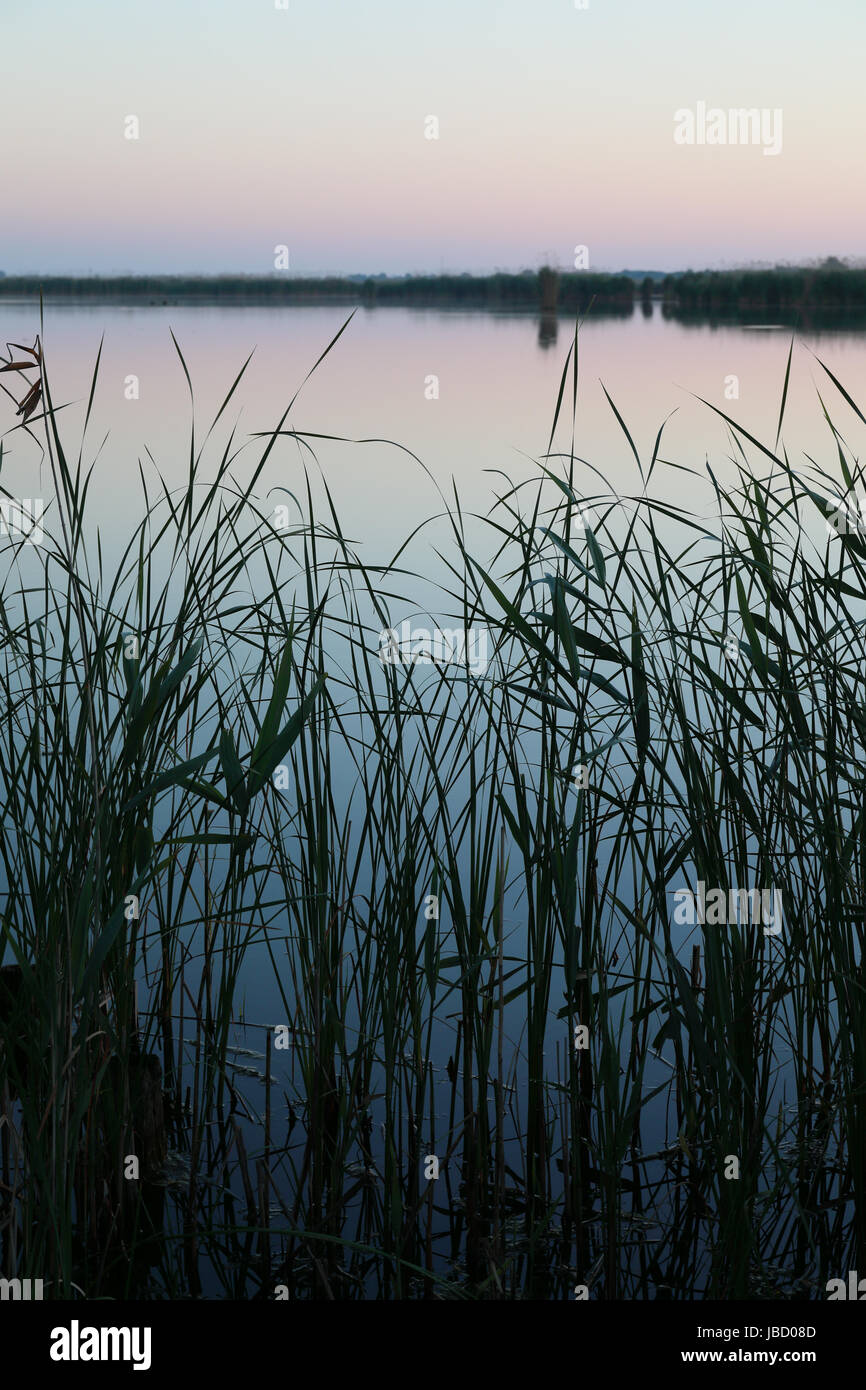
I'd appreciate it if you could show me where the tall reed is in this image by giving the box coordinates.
[0,314,862,1300]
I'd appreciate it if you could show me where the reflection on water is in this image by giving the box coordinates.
[537,312,558,349]
[3,297,866,566]
[2,296,865,1298]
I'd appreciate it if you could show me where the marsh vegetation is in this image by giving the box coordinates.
[0,314,864,1299]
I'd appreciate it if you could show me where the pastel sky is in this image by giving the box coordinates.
[1,0,863,275]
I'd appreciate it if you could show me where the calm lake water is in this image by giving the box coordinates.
[3,297,858,1026]
[2,301,858,1296]
[3,300,866,563]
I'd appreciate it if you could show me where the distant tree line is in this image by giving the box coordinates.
[663,262,866,311]
[9,268,862,315]
[0,271,636,310]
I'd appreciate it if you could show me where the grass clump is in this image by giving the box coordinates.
[0,312,863,1300]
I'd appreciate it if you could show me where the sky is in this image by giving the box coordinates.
[1,0,863,276]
